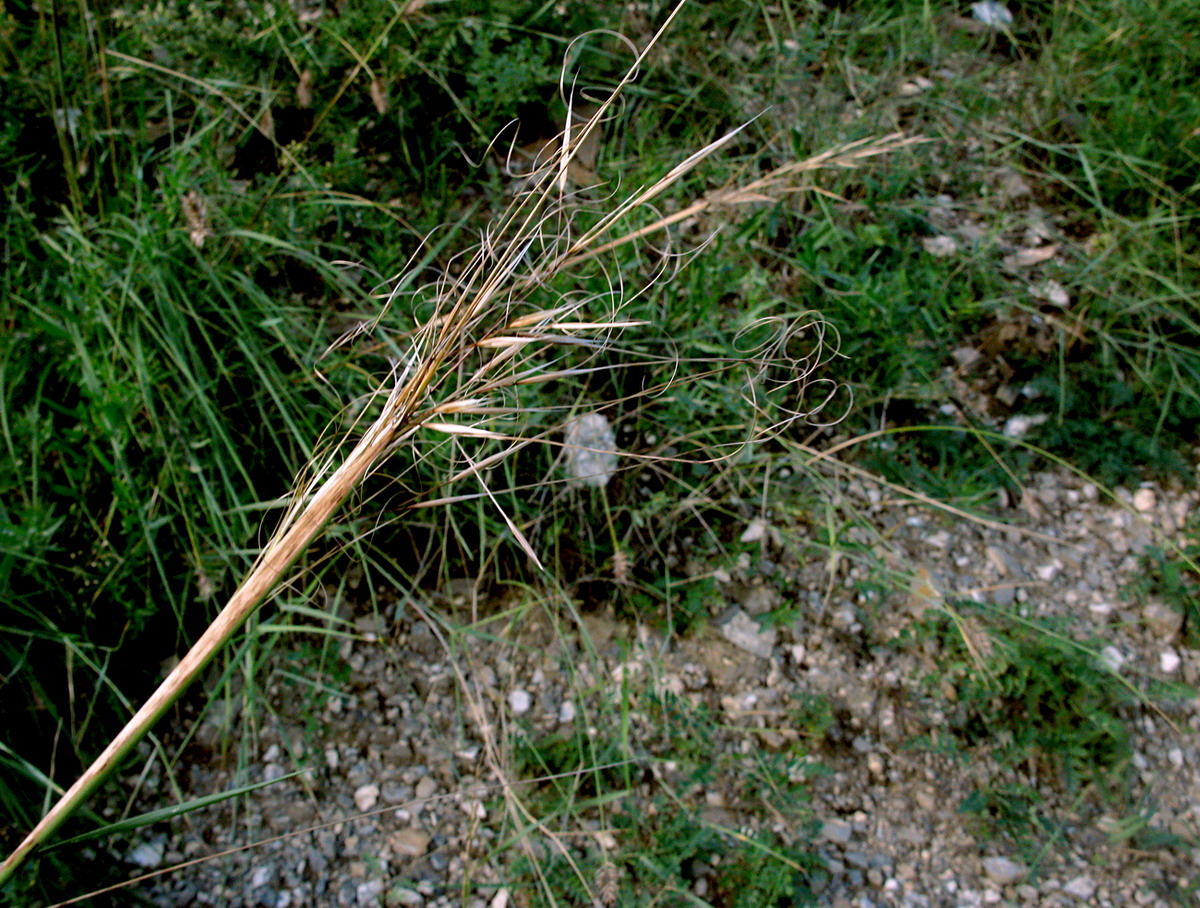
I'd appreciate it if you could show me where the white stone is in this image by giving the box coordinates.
[354,783,379,812]
[1035,560,1062,581]
[922,235,959,257]
[1003,413,1049,439]
[357,879,386,905]
[925,530,952,550]
[558,700,576,723]
[1133,488,1157,513]
[249,865,273,889]
[563,413,618,488]
[1063,875,1095,899]
[1033,279,1070,307]
[509,689,532,714]
[126,838,166,869]
[1100,646,1125,671]
[1161,650,1181,673]
[740,519,768,544]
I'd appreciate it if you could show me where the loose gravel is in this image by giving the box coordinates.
[101,467,1198,907]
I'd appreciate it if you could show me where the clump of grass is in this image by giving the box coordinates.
[503,654,825,908]
[894,597,1147,861]
[907,602,1136,788]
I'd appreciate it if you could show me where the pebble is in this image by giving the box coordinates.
[1035,559,1062,581]
[249,864,274,888]
[357,879,386,905]
[381,780,411,804]
[740,518,768,543]
[981,856,1027,885]
[719,608,777,658]
[925,530,952,550]
[741,584,779,616]
[1143,600,1184,638]
[112,465,1200,908]
[354,783,380,812]
[1133,488,1156,512]
[415,775,438,801]
[923,235,959,257]
[390,828,431,857]
[1063,875,1096,899]
[821,818,854,844]
[1100,646,1126,671]
[388,886,424,906]
[508,689,532,714]
[126,837,166,869]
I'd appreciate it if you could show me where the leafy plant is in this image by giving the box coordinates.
[1124,532,1200,646]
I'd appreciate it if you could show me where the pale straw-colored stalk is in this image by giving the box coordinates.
[0,1,920,884]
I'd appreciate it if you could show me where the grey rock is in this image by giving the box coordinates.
[821,818,854,845]
[381,780,412,804]
[387,886,425,906]
[719,609,777,658]
[126,837,167,869]
[1143,600,1183,638]
[358,879,386,905]
[741,584,779,616]
[844,850,870,868]
[415,775,438,801]
[981,856,1027,885]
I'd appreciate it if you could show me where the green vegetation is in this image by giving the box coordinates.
[2,0,1198,901]
[507,681,825,907]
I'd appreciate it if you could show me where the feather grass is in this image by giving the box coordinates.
[0,2,919,884]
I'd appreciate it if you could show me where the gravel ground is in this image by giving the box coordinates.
[102,467,1198,907]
